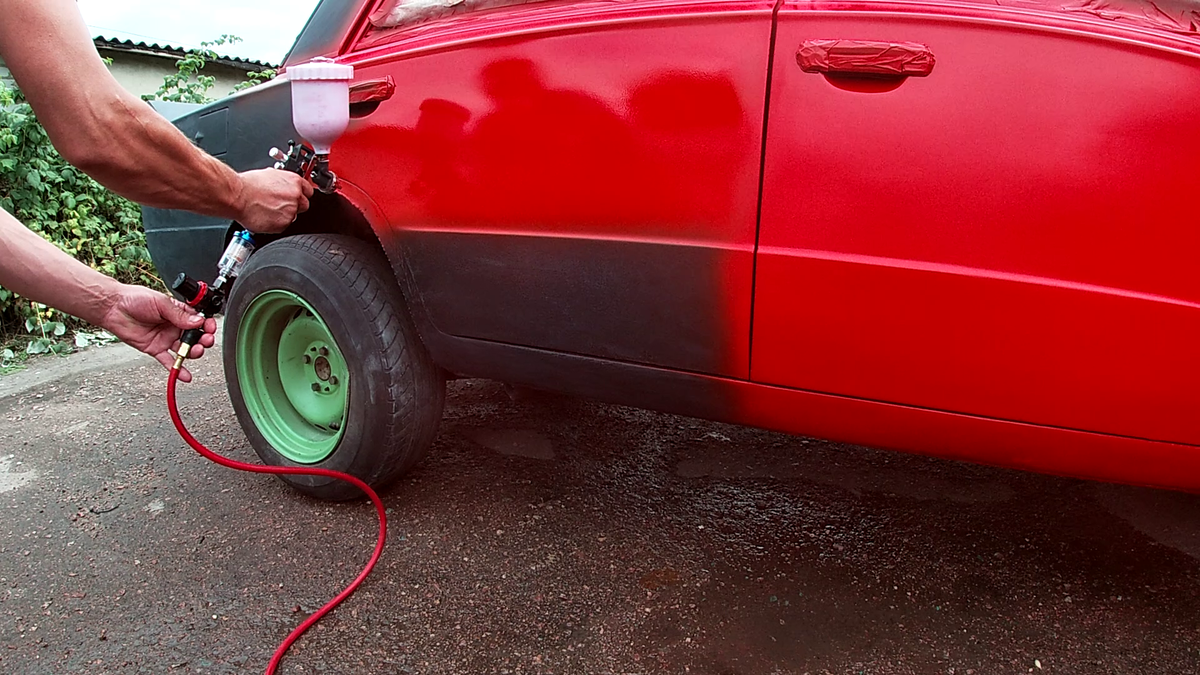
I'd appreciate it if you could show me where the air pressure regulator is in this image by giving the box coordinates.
[169,230,256,367]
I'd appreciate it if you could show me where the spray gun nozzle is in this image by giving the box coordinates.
[311,156,337,194]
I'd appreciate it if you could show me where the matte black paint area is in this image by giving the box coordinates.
[402,232,733,376]
[418,332,733,425]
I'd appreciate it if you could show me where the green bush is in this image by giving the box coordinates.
[0,81,155,341]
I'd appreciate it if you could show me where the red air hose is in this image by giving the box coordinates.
[166,366,387,674]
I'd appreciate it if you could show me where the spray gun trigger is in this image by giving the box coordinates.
[269,141,338,194]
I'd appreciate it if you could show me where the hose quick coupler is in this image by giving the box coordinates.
[174,327,205,369]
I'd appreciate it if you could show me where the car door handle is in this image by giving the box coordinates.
[797,40,935,78]
[348,77,395,117]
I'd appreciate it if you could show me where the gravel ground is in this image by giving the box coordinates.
[1,347,1199,675]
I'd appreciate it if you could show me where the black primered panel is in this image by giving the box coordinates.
[403,231,729,376]
[144,79,301,284]
[375,230,732,418]
[194,108,229,156]
[143,220,230,293]
[223,81,298,171]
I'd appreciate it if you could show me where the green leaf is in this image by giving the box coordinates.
[51,321,67,337]
[26,338,50,355]
[25,170,41,189]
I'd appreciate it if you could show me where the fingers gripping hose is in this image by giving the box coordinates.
[166,366,387,674]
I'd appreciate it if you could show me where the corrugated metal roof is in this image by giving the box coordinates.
[93,36,278,70]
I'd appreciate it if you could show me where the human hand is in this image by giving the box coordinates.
[101,285,218,383]
[235,168,314,233]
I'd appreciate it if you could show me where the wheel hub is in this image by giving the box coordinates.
[315,356,332,381]
[235,291,349,464]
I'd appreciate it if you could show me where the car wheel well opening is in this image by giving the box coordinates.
[226,194,382,252]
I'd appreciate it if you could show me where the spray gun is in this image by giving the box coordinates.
[269,57,356,195]
[269,141,337,193]
[170,58,355,369]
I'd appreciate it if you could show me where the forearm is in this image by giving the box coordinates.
[66,91,246,218]
[0,208,122,327]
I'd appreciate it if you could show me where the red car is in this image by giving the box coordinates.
[144,0,1200,499]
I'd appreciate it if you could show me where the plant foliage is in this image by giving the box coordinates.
[0,82,154,341]
[1,36,275,355]
[145,36,276,103]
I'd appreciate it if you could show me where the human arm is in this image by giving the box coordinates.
[0,0,313,233]
[0,208,215,381]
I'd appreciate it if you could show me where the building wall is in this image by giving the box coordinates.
[0,51,257,98]
[102,50,256,99]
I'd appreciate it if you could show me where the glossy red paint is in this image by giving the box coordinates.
[753,3,1200,448]
[730,376,1200,492]
[303,0,1200,490]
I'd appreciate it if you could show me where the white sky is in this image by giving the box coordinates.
[78,0,323,65]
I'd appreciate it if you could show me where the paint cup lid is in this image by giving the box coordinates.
[288,58,354,81]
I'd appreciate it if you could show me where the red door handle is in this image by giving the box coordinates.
[348,77,395,117]
[350,77,396,103]
[797,40,935,78]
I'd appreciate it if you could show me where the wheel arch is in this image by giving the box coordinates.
[230,183,450,374]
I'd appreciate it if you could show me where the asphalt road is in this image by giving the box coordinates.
[1,346,1199,675]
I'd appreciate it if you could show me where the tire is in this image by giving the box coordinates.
[222,234,445,500]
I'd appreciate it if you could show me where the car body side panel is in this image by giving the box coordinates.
[398,326,1200,491]
[333,5,773,377]
[142,0,1200,493]
[731,374,1200,492]
[753,7,1200,444]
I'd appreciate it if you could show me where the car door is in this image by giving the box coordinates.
[334,0,776,379]
[752,1,1200,443]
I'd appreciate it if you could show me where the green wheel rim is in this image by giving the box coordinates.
[236,290,348,464]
